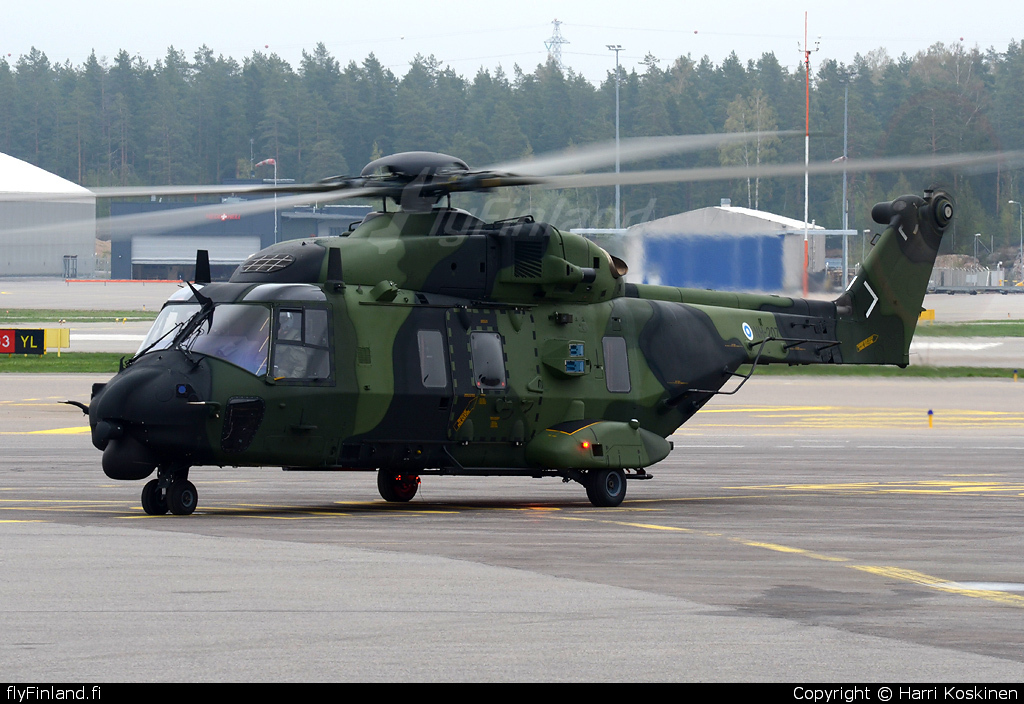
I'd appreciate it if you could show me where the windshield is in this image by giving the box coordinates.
[138,303,270,376]
[137,303,200,355]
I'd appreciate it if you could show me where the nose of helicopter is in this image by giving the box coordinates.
[89,351,214,480]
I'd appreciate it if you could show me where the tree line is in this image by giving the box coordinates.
[1,40,1023,263]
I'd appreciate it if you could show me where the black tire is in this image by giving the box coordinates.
[377,471,419,502]
[141,479,168,516]
[167,479,198,515]
[587,468,627,507]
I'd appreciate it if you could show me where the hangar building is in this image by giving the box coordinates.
[621,201,827,292]
[109,200,372,280]
[0,153,96,277]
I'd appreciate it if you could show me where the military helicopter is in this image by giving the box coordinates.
[67,140,968,514]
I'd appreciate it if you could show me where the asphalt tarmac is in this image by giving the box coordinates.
[2,374,1023,681]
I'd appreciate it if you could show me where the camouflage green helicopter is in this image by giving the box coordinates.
[75,145,960,515]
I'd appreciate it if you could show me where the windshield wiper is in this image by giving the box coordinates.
[172,283,215,348]
[129,321,186,365]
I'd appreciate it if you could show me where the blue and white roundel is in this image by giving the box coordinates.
[742,322,754,341]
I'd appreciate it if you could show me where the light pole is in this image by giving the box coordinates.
[1009,200,1023,282]
[607,44,622,230]
[256,158,278,243]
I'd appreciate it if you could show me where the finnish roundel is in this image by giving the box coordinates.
[742,322,754,341]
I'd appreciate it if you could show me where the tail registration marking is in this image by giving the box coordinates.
[864,281,879,318]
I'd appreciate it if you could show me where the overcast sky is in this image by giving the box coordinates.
[4,0,1021,82]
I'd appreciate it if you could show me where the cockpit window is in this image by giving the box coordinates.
[186,305,270,376]
[139,303,271,376]
[137,303,199,355]
[272,307,331,381]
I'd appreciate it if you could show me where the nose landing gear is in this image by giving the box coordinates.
[140,465,198,516]
[141,479,167,515]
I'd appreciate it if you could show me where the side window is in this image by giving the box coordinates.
[603,336,631,393]
[470,331,507,390]
[417,330,449,389]
[272,307,331,381]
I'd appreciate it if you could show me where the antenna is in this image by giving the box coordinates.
[798,12,820,297]
[545,19,570,70]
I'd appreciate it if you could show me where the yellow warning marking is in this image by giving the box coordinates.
[0,426,91,435]
[857,334,879,351]
[734,539,849,562]
[0,498,126,504]
[0,403,67,407]
[453,395,481,431]
[728,480,1024,495]
[690,405,1024,429]
[252,515,338,520]
[607,521,694,532]
[700,406,837,414]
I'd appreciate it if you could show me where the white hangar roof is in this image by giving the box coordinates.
[0,152,93,199]
[630,204,826,238]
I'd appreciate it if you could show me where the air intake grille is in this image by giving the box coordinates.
[513,241,544,278]
[221,397,265,452]
[241,254,295,273]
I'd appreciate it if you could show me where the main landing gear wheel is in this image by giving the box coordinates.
[167,479,198,515]
[141,479,168,515]
[586,468,627,507]
[377,471,420,502]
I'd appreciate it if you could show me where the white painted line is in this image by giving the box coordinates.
[909,341,1002,351]
[937,582,1024,593]
[674,445,747,449]
[72,334,146,341]
[857,445,958,449]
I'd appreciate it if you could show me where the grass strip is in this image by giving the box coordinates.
[915,321,1024,337]
[741,364,1020,379]
[0,309,158,323]
[0,353,126,373]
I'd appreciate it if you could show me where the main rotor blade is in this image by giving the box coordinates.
[534,150,1024,190]
[1,187,378,242]
[485,132,802,177]
[0,180,360,203]
[0,133,794,203]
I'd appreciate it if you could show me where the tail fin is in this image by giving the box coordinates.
[834,191,954,366]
